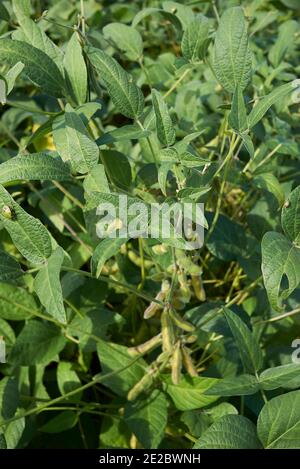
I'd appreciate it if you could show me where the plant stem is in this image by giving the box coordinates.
[0,355,144,428]
[80,0,86,36]
[163,68,191,99]
[257,306,300,325]
[213,133,239,180]
[61,266,164,305]
[138,238,146,289]
[52,181,84,210]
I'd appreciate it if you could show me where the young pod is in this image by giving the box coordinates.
[144,280,170,319]
[181,345,198,377]
[161,309,175,352]
[169,308,195,332]
[171,342,182,385]
[178,272,192,303]
[1,205,15,220]
[127,371,154,401]
[156,351,171,364]
[191,274,206,302]
[184,334,198,344]
[152,244,168,255]
[128,333,162,356]
[143,301,161,319]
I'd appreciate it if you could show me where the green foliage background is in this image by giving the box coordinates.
[0,0,300,449]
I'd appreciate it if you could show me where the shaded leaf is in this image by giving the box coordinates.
[152,89,175,147]
[194,415,261,449]
[0,153,71,183]
[0,184,52,265]
[10,320,66,366]
[0,39,65,97]
[261,231,300,311]
[124,390,167,449]
[213,7,252,93]
[223,307,263,373]
[103,23,143,61]
[86,46,144,119]
[257,390,300,448]
[181,15,210,62]
[96,340,147,396]
[64,32,87,105]
[164,375,218,411]
[34,247,67,324]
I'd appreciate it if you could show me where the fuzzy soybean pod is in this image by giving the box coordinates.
[127,368,155,401]
[181,345,198,377]
[171,341,182,385]
[161,308,175,352]
[191,274,206,302]
[127,333,162,356]
[143,280,169,319]
[169,308,195,333]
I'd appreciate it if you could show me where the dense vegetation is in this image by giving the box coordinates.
[0,0,300,450]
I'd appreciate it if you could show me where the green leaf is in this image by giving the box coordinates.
[0,250,23,284]
[13,17,64,73]
[268,20,298,68]
[100,417,131,449]
[253,173,285,207]
[0,152,71,183]
[240,132,254,158]
[261,231,300,311]
[100,149,132,189]
[0,318,15,345]
[67,308,122,353]
[10,320,66,366]
[223,307,263,373]
[0,433,6,449]
[257,390,300,448]
[282,185,300,244]
[5,62,25,95]
[228,85,248,132]
[213,7,252,93]
[86,46,144,119]
[96,339,147,396]
[53,104,99,174]
[163,1,194,29]
[164,376,219,411]
[97,125,151,146]
[194,415,261,449]
[205,374,260,396]
[91,238,126,278]
[181,15,210,62]
[152,89,175,147]
[0,377,19,421]
[64,32,87,105]
[0,2,10,22]
[206,214,250,261]
[57,361,82,401]
[103,23,143,61]
[158,163,172,196]
[83,164,110,195]
[0,184,52,265]
[0,77,6,105]
[248,82,297,129]
[34,247,67,324]
[132,8,182,31]
[12,0,31,22]
[0,283,37,320]
[0,39,65,97]
[5,417,25,449]
[259,364,300,390]
[124,390,168,449]
[39,411,78,434]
